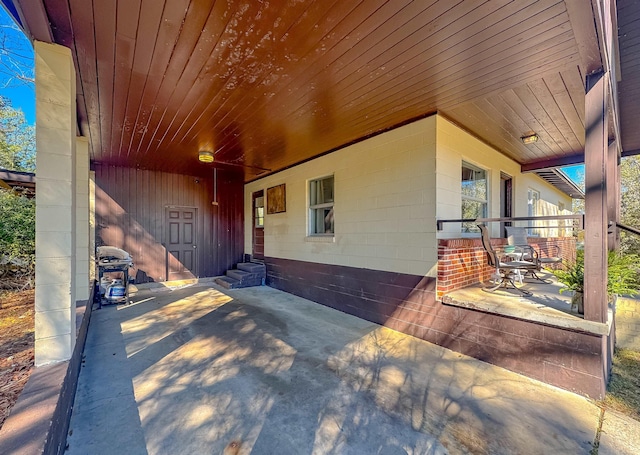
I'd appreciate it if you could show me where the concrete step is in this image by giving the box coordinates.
[226,269,251,282]
[215,276,240,289]
[237,262,266,275]
[216,262,266,289]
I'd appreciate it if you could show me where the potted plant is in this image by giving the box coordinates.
[554,250,640,314]
[553,250,585,313]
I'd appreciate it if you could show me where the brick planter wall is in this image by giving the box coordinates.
[437,236,577,297]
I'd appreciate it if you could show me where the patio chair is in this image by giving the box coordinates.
[478,224,538,296]
[505,226,562,283]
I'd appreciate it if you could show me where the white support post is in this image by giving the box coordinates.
[76,137,90,300]
[34,41,77,365]
[89,170,96,282]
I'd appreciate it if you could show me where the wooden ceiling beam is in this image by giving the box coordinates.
[622,148,640,157]
[520,153,585,172]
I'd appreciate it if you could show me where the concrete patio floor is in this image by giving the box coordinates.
[441,271,612,337]
[65,282,637,454]
[444,270,575,315]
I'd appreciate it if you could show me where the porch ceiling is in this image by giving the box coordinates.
[618,0,640,156]
[8,0,640,181]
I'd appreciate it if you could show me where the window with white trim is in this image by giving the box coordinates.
[528,188,540,235]
[309,175,334,235]
[528,188,540,217]
[461,161,487,233]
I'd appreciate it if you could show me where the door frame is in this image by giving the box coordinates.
[500,172,513,238]
[164,205,199,280]
[252,190,265,260]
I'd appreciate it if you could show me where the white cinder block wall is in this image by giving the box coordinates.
[435,116,572,239]
[244,114,572,277]
[34,41,78,365]
[244,116,439,277]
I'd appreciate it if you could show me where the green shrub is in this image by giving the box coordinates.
[553,249,640,297]
[608,251,640,297]
[553,250,585,294]
[0,188,35,272]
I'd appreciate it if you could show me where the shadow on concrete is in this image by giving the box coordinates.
[66,283,599,454]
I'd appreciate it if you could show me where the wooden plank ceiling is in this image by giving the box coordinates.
[14,0,602,181]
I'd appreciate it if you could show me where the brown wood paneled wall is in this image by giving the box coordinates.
[94,165,244,282]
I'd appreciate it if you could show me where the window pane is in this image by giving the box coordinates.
[254,196,264,227]
[527,189,540,216]
[461,164,487,200]
[323,207,334,234]
[312,207,334,234]
[462,199,486,232]
[310,176,334,205]
[322,176,334,203]
[309,176,334,235]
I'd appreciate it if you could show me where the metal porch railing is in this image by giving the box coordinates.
[436,215,585,231]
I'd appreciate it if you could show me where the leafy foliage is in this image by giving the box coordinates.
[0,96,34,172]
[621,156,640,255]
[0,188,35,264]
[608,251,640,296]
[553,249,640,297]
[553,250,585,293]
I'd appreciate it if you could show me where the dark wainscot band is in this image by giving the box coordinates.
[264,256,608,398]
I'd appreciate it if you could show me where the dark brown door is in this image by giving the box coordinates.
[500,173,513,237]
[252,191,265,260]
[166,207,197,280]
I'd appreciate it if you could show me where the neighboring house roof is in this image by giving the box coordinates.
[533,168,584,200]
[0,168,35,197]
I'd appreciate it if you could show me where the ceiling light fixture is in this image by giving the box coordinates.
[198,151,214,163]
[521,133,539,145]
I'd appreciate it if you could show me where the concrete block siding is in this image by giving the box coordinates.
[245,113,599,397]
[245,114,573,279]
[244,115,439,278]
[35,41,78,366]
[435,115,573,240]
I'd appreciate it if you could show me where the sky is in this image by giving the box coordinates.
[0,6,586,188]
[561,164,584,188]
[0,5,35,125]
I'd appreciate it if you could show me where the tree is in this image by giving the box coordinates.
[620,155,640,254]
[0,98,34,287]
[0,21,34,88]
[0,188,35,288]
[0,96,34,171]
